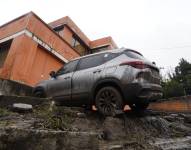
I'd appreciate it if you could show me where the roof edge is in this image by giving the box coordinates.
[0,11,81,56]
[0,11,34,29]
[49,16,90,46]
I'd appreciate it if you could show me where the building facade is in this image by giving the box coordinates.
[0,12,118,86]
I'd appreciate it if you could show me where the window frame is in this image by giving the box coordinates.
[56,59,79,76]
[71,35,88,55]
[76,53,109,71]
[103,52,119,62]
[0,40,12,68]
[53,25,64,36]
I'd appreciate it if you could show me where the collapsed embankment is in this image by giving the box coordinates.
[0,97,191,150]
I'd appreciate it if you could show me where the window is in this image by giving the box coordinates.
[53,25,64,36]
[56,60,78,75]
[77,54,106,71]
[0,40,12,68]
[103,53,119,62]
[91,45,109,53]
[71,35,87,55]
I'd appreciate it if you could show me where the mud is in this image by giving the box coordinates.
[0,104,191,150]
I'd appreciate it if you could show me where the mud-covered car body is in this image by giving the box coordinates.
[34,48,162,114]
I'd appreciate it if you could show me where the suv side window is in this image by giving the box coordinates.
[77,54,105,71]
[103,53,119,62]
[56,60,78,75]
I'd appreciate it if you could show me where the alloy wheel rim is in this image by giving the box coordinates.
[98,89,118,115]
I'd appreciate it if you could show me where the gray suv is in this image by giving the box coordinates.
[33,48,162,116]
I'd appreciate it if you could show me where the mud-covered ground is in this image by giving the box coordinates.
[0,102,191,150]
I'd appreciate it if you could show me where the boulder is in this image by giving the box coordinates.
[12,103,33,113]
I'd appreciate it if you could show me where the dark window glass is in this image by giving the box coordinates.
[77,54,105,70]
[56,60,78,75]
[53,25,64,36]
[103,53,119,62]
[91,45,109,53]
[0,40,12,68]
[124,51,144,60]
[71,35,87,55]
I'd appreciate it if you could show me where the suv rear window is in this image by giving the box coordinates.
[124,51,144,60]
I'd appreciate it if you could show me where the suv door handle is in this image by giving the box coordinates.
[64,76,71,79]
[93,69,102,74]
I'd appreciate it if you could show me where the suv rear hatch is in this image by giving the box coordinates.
[121,50,160,84]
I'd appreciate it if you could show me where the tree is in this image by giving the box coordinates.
[162,79,185,98]
[161,58,191,98]
[174,58,191,95]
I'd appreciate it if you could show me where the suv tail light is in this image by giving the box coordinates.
[120,61,147,69]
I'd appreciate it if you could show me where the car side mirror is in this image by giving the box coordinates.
[49,71,56,78]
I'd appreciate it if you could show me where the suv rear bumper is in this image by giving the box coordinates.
[122,82,162,103]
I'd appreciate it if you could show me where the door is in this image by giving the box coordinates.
[48,60,79,101]
[72,53,107,105]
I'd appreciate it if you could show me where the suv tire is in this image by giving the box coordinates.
[95,86,123,116]
[33,90,46,98]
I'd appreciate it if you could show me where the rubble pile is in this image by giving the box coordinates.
[0,102,191,150]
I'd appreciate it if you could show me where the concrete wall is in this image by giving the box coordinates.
[0,79,32,96]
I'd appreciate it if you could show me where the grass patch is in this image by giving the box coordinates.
[34,102,74,130]
[0,108,12,117]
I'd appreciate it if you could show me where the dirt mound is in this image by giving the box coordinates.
[0,104,191,150]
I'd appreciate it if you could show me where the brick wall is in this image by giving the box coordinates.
[149,95,191,112]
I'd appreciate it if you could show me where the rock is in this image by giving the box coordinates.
[164,115,176,122]
[12,103,33,113]
[180,114,191,124]
[184,117,191,124]
[0,90,3,96]
[77,112,86,118]
[109,145,123,150]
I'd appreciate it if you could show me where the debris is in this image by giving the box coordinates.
[108,145,123,150]
[76,112,86,118]
[12,103,33,113]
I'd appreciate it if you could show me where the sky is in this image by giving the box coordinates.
[1,0,191,76]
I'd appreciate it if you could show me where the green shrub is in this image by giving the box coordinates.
[162,80,185,98]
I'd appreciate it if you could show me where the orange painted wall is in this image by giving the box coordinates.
[90,36,118,49]
[0,15,28,39]
[29,46,63,85]
[149,97,191,112]
[62,26,73,45]
[0,12,118,86]
[27,14,80,60]
[1,34,63,86]
[0,13,79,86]
[49,16,90,46]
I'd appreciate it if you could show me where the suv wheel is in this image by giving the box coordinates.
[33,90,46,98]
[95,86,123,116]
